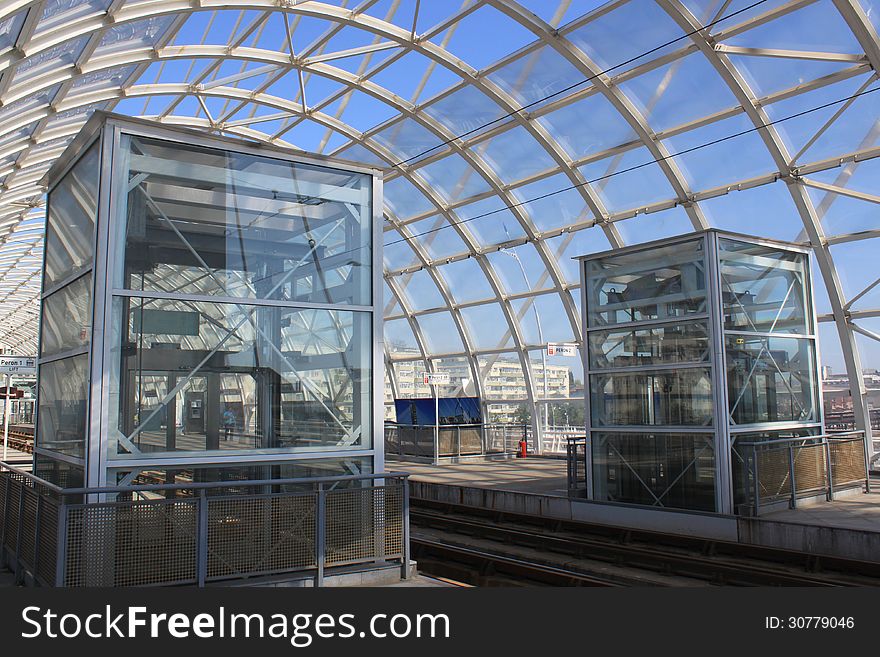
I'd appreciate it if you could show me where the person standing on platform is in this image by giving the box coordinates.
[222,408,236,441]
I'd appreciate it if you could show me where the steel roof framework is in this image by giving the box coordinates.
[0,0,876,457]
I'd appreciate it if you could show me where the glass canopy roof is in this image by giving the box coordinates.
[0,0,878,442]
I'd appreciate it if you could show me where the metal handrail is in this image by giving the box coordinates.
[0,460,408,497]
[737,430,864,448]
[0,463,412,587]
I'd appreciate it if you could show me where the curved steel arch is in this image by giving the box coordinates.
[658,0,876,463]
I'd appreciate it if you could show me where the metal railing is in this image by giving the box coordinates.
[733,431,869,516]
[565,436,588,498]
[0,461,410,587]
[384,423,526,462]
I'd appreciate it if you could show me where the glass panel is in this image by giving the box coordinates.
[590,368,714,427]
[726,335,818,425]
[40,273,92,358]
[33,454,85,489]
[108,296,372,458]
[585,237,707,327]
[36,354,89,458]
[110,456,373,493]
[588,320,710,369]
[592,432,716,512]
[113,135,372,305]
[478,353,528,401]
[391,360,430,399]
[529,351,572,400]
[719,238,811,334]
[44,140,99,287]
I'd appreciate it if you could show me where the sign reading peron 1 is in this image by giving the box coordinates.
[547,343,578,357]
[0,356,36,374]
[421,372,451,385]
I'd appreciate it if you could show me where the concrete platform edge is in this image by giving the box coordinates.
[411,481,880,561]
[410,480,738,541]
[736,517,880,562]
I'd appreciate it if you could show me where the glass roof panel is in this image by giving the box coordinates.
[415,153,491,204]
[566,0,685,76]
[543,228,612,283]
[369,51,460,104]
[485,245,552,295]
[461,303,516,350]
[11,36,90,88]
[681,0,793,28]
[723,0,861,53]
[480,126,556,183]
[93,15,176,58]
[578,147,677,212]
[424,85,507,138]
[0,85,60,128]
[790,81,880,165]
[614,205,695,245]
[383,232,420,270]
[763,73,875,164]
[807,158,880,236]
[618,52,739,133]
[488,46,585,110]
[436,258,494,304]
[512,174,592,233]
[512,293,575,344]
[405,216,469,259]
[663,113,777,190]
[373,117,444,163]
[454,196,524,247]
[538,92,638,161]
[0,10,25,53]
[432,4,536,71]
[383,176,435,220]
[700,182,805,240]
[336,89,398,132]
[398,268,446,311]
[830,238,880,302]
[37,0,110,37]
[417,312,465,353]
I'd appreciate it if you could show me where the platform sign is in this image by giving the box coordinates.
[547,343,577,357]
[0,356,35,374]
[421,372,450,385]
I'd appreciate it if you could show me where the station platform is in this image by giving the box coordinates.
[761,489,880,533]
[386,457,568,496]
[389,456,880,563]
[1,448,31,466]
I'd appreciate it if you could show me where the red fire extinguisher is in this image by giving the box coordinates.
[518,436,528,458]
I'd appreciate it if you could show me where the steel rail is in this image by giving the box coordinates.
[411,499,880,587]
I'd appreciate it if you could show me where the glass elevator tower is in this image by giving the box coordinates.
[579,230,821,514]
[34,112,384,490]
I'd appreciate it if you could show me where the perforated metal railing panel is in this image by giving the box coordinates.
[325,487,379,566]
[18,487,38,568]
[1,475,23,554]
[36,498,58,585]
[757,447,792,500]
[793,444,827,494]
[64,499,199,587]
[831,440,868,487]
[2,470,408,587]
[383,485,404,558]
[206,493,317,580]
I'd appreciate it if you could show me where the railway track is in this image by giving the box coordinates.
[1,431,33,455]
[411,498,880,587]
